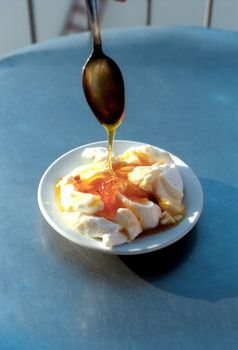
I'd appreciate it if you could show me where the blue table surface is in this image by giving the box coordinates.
[0,26,238,350]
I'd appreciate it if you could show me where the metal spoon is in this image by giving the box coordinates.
[82,0,125,128]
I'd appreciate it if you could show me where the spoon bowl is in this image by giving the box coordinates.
[82,49,125,126]
[82,0,125,127]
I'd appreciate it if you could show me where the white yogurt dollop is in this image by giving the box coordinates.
[56,145,185,248]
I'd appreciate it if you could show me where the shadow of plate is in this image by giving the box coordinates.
[120,178,238,301]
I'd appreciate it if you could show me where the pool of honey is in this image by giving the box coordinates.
[65,161,152,221]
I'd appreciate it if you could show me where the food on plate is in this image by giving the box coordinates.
[55,144,185,248]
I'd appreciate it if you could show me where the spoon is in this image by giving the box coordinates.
[82,0,125,173]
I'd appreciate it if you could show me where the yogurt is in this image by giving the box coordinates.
[56,145,185,247]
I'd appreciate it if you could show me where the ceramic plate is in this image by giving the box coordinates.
[37,140,203,255]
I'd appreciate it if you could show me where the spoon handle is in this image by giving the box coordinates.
[85,0,102,50]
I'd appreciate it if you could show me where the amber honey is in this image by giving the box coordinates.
[67,161,153,220]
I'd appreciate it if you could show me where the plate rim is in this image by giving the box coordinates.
[37,140,204,255]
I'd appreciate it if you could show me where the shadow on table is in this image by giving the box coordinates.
[120,226,197,278]
[120,178,238,302]
[40,220,134,289]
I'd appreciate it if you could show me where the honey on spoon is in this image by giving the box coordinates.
[82,0,125,175]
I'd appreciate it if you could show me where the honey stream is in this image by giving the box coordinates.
[106,125,116,176]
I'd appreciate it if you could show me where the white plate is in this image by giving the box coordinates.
[37,140,203,255]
